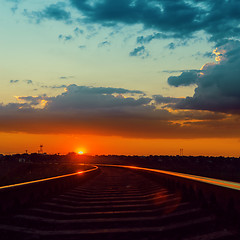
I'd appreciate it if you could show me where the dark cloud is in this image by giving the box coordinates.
[58,28,83,43]
[153,95,181,104]
[167,42,176,50]
[163,69,199,74]
[165,40,188,50]
[70,0,203,38]
[41,85,67,89]
[69,0,240,43]
[10,80,19,84]
[78,45,86,49]
[98,41,111,48]
[19,0,240,60]
[172,41,240,114]
[17,95,47,106]
[24,80,33,84]
[23,2,72,24]
[168,71,199,87]
[0,84,238,138]
[202,1,240,44]
[129,46,149,58]
[59,76,74,80]
[137,33,190,50]
[74,27,84,35]
[45,85,149,111]
[10,79,33,84]
[71,85,142,95]
[136,32,169,44]
[20,1,240,47]
[58,34,73,41]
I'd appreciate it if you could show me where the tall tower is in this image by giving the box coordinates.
[39,144,43,154]
[180,148,183,156]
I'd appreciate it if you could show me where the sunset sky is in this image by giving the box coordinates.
[0,0,240,156]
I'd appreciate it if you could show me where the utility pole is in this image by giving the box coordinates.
[180,148,183,156]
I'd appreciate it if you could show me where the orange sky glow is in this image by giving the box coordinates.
[0,132,239,157]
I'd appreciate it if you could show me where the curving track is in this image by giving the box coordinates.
[0,166,239,239]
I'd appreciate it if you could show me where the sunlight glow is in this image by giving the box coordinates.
[212,48,226,62]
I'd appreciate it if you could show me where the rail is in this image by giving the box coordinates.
[1,162,240,217]
[0,165,99,213]
[96,164,240,216]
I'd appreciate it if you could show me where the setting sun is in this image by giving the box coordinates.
[77,151,84,155]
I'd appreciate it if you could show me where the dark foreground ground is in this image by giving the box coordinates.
[0,166,238,240]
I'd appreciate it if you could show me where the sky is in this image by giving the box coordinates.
[0,0,240,156]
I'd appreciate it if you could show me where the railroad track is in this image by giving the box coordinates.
[0,165,239,239]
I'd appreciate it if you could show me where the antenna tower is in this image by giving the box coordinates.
[180,148,183,156]
[40,144,43,154]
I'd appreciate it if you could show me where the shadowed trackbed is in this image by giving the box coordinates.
[0,166,238,240]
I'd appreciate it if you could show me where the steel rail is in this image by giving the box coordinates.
[0,164,99,213]
[95,164,240,214]
[0,165,98,190]
[95,164,240,191]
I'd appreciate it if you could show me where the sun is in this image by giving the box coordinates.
[75,147,87,155]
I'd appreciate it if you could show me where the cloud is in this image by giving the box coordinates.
[79,45,86,49]
[19,1,240,59]
[10,79,33,84]
[153,95,181,104]
[24,80,33,84]
[203,1,240,44]
[16,95,47,106]
[129,46,149,58]
[136,32,169,44]
[44,85,149,111]
[15,85,148,111]
[23,2,72,24]
[168,71,199,87]
[10,80,19,84]
[167,42,176,50]
[70,85,143,95]
[69,0,240,44]
[74,27,84,36]
[70,0,203,38]
[0,84,239,139]
[163,69,199,74]
[171,41,240,114]
[58,34,73,41]
[98,41,111,48]
[59,76,74,80]
[20,1,240,48]
[41,85,67,89]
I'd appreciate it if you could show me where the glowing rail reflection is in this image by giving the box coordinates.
[96,164,240,191]
[0,165,98,190]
